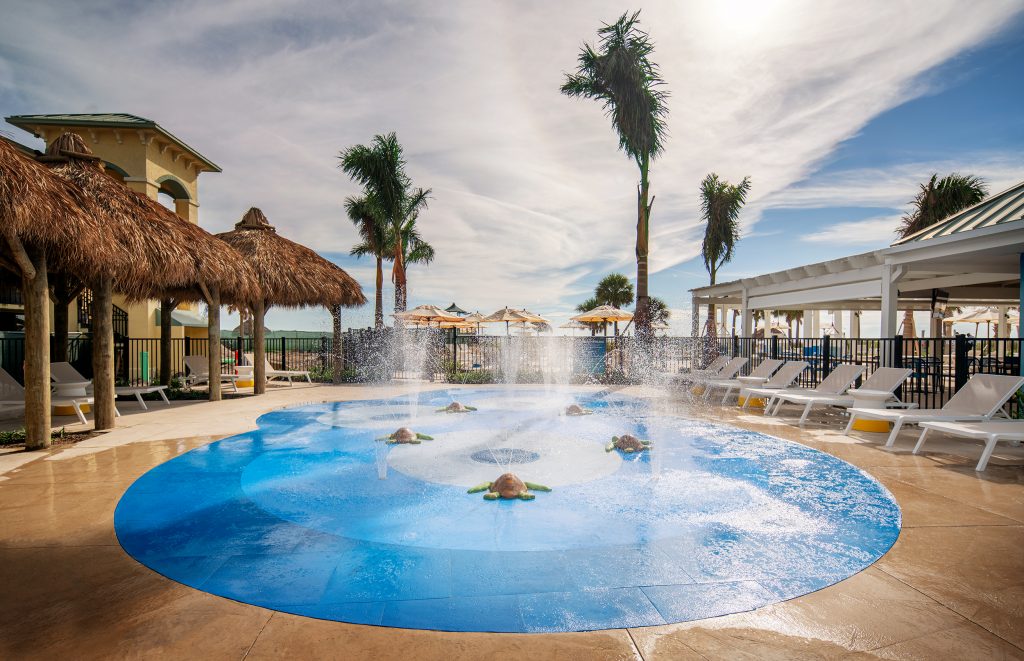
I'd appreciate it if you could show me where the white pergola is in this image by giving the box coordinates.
[690,181,1024,338]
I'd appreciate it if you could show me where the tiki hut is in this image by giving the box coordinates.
[40,132,261,421]
[217,208,365,393]
[0,137,106,448]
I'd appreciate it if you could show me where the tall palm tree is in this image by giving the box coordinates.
[561,10,668,338]
[340,133,430,317]
[346,195,387,329]
[595,272,634,336]
[648,296,670,327]
[393,187,432,310]
[699,173,751,339]
[898,173,987,338]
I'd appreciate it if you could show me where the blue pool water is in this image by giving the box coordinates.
[114,388,901,632]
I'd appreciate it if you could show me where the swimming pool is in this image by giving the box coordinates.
[114,388,901,632]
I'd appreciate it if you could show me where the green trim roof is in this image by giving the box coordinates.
[893,179,1024,245]
[5,113,221,172]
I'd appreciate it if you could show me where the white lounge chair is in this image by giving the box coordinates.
[764,363,868,424]
[2,367,96,425]
[687,355,729,376]
[740,361,810,409]
[845,373,1024,448]
[703,358,783,404]
[244,353,312,386]
[914,420,1024,472]
[51,361,169,411]
[184,356,242,392]
[768,366,912,426]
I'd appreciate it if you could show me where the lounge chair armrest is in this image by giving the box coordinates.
[737,376,767,385]
[884,401,918,409]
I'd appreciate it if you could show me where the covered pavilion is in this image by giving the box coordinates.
[690,181,1024,345]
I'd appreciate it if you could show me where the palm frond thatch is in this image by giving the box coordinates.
[39,132,260,305]
[217,207,366,309]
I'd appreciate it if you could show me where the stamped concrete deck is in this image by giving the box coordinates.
[0,383,1022,660]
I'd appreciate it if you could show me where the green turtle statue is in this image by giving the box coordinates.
[436,401,477,413]
[467,473,551,500]
[606,434,651,453]
[376,427,434,444]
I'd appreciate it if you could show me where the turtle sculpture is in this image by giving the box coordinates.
[468,473,551,500]
[376,427,434,444]
[436,401,477,413]
[564,403,593,416]
[606,434,651,453]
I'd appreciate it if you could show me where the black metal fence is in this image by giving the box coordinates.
[0,332,1019,414]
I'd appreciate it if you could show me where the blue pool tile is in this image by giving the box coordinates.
[323,545,452,603]
[566,544,693,590]
[450,550,575,597]
[757,576,840,601]
[312,600,386,626]
[518,587,665,632]
[642,581,777,622]
[382,594,522,632]
[202,552,339,607]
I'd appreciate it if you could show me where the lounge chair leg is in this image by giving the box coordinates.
[135,392,148,410]
[741,394,750,410]
[884,419,904,448]
[977,436,998,472]
[306,374,312,383]
[288,376,293,387]
[73,402,87,425]
[721,388,731,406]
[798,402,813,425]
[912,428,929,455]
[843,413,857,436]
[115,406,121,417]
[159,389,170,406]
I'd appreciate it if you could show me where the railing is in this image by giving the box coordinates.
[76,289,129,338]
[0,332,1019,415]
[0,284,22,306]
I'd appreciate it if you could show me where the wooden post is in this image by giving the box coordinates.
[253,299,266,395]
[52,294,69,363]
[159,298,175,386]
[207,286,222,401]
[22,246,51,449]
[91,277,117,430]
[332,304,342,384]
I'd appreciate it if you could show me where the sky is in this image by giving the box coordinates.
[1,0,1022,335]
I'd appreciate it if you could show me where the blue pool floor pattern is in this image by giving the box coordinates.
[114,389,902,633]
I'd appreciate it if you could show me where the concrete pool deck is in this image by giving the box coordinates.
[0,383,1022,659]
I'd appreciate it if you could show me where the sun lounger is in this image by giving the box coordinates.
[184,356,242,392]
[739,361,810,409]
[51,361,169,410]
[764,364,868,423]
[768,366,912,425]
[2,367,97,425]
[914,420,1024,471]
[244,353,312,386]
[845,373,1024,448]
[704,358,782,404]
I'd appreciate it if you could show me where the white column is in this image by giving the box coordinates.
[740,288,752,337]
[997,305,1009,338]
[880,264,902,338]
[851,311,861,338]
[832,310,843,336]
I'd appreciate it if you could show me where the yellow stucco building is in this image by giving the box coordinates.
[5,113,221,341]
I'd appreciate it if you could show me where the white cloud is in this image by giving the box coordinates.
[800,214,903,245]
[0,0,1021,332]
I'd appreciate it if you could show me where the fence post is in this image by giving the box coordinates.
[892,335,903,400]
[236,336,243,365]
[184,335,191,357]
[120,339,130,385]
[821,334,832,378]
[770,335,779,360]
[280,336,287,371]
[732,335,739,359]
[954,334,969,392]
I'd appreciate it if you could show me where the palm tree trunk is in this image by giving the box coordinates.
[23,246,51,449]
[393,247,407,317]
[374,255,384,330]
[159,298,175,386]
[634,153,652,338]
[91,277,117,430]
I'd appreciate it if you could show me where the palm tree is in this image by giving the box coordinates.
[699,173,751,339]
[340,133,430,317]
[897,173,986,339]
[394,211,435,276]
[561,10,668,338]
[648,296,670,328]
[898,173,987,239]
[595,273,634,336]
[346,195,387,329]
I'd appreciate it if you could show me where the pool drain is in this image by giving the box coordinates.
[470,448,540,465]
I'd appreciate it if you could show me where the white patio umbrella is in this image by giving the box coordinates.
[572,305,633,337]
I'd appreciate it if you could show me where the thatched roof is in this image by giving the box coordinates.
[0,137,109,279]
[217,207,365,309]
[40,133,260,304]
